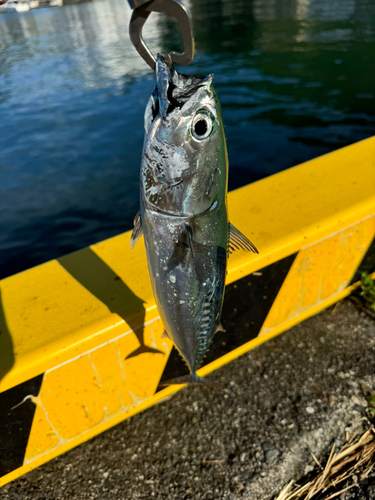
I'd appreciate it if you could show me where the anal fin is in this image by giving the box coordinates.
[228,223,259,255]
[215,322,226,334]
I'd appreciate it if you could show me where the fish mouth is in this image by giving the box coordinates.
[153,54,213,118]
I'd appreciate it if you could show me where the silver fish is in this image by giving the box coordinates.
[131,55,258,386]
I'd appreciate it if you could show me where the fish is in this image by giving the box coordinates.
[130,54,258,387]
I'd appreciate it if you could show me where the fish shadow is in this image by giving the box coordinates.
[59,248,163,358]
[0,288,15,384]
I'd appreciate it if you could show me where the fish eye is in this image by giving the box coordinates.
[191,111,214,141]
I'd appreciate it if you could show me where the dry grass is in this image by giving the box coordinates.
[275,427,375,500]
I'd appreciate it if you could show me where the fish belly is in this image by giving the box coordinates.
[142,206,227,374]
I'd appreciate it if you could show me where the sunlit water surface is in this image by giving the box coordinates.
[0,0,375,278]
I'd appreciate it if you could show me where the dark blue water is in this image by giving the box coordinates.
[1,0,375,280]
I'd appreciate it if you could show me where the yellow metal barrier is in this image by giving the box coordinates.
[1,136,375,486]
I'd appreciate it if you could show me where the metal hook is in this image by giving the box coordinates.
[129,0,195,71]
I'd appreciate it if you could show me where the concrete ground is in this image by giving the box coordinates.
[2,298,375,500]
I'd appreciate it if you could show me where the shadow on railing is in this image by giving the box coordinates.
[0,288,14,384]
[59,248,162,358]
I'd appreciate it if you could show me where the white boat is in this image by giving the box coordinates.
[6,0,31,11]
[29,0,39,7]
[49,0,62,6]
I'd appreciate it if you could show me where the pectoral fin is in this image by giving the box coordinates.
[130,211,143,249]
[168,223,223,283]
[184,224,218,282]
[228,223,259,255]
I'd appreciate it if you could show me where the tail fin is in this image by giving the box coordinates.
[158,374,228,392]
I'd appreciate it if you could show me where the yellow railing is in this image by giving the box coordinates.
[1,136,374,486]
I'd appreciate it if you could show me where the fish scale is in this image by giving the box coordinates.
[130,55,258,386]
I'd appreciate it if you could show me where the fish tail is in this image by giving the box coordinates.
[158,374,228,392]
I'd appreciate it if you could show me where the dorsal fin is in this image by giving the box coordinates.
[228,223,259,255]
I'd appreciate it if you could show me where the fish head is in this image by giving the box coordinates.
[142,55,228,216]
